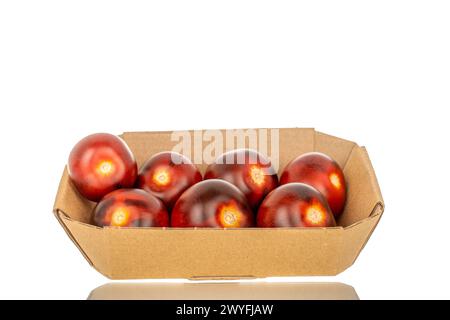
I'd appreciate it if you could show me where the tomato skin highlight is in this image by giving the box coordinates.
[68,133,137,202]
[280,152,347,219]
[137,152,202,210]
[93,188,169,227]
[171,179,254,228]
[257,183,336,228]
[205,149,279,209]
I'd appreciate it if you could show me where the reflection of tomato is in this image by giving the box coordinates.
[204,149,279,209]
[68,133,137,202]
[137,152,202,209]
[280,152,347,219]
[257,183,336,228]
[171,179,254,228]
[93,189,169,227]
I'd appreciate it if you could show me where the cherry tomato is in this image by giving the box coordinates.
[68,133,137,201]
[205,149,278,209]
[171,179,254,228]
[137,152,202,209]
[93,188,169,227]
[257,183,336,228]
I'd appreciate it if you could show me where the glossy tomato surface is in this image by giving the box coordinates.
[204,149,279,209]
[257,183,336,228]
[68,133,137,201]
[93,188,169,227]
[171,179,254,228]
[280,152,346,218]
[137,151,202,209]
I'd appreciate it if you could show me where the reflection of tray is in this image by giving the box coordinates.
[88,282,359,300]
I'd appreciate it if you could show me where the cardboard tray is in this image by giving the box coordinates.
[53,128,384,279]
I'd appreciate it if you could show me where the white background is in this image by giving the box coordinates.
[1,1,449,299]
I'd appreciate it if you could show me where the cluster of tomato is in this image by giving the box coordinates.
[68,133,347,228]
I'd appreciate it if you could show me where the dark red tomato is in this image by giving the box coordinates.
[137,152,202,209]
[257,183,336,228]
[204,149,279,209]
[171,179,254,228]
[68,133,137,201]
[93,188,169,227]
[280,152,347,219]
